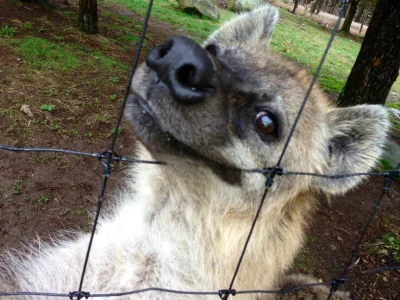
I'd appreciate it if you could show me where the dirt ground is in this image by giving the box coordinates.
[0,0,399,299]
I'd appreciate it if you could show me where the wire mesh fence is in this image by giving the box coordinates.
[0,0,399,299]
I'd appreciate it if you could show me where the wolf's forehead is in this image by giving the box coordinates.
[219,47,297,80]
[220,59,300,101]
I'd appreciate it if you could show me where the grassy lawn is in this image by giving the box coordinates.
[272,9,400,95]
[272,9,363,94]
[103,0,235,42]
[0,8,136,146]
[1,0,398,119]
[107,0,400,96]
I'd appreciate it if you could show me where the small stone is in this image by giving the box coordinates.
[20,104,34,118]
[177,0,220,20]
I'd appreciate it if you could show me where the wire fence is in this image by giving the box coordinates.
[1,0,399,299]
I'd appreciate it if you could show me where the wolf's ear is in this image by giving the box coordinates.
[315,105,390,195]
[206,5,279,48]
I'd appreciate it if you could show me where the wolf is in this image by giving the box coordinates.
[0,5,389,300]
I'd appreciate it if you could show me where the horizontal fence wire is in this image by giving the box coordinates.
[0,0,399,299]
[0,266,399,298]
[1,144,398,179]
[0,145,165,165]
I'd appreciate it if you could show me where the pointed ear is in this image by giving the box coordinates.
[315,105,390,195]
[205,5,279,48]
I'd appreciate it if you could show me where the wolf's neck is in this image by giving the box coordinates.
[132,152,314,291]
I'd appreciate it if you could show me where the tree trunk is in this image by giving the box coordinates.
[323,0,330,12]
[355,0,366,22]
[329,0,339,14]
[341,0,359,33]
[312,0,324,14]
[359,8,366,34]
[338,0,400,107]
[292,0,300,13]
[79,0,98,34]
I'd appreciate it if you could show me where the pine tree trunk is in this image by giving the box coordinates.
[359,8,366,34]
[79,0,98,34]
[313,0,324,14]
[338,0,400,107]
[323,0,329,12]
[355,0,365,22]
[292,0,300,13]
[341,0,358,33]
[329,0,339,14]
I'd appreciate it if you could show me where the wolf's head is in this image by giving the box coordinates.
[126,5,389,199]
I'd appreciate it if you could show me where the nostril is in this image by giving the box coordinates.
[146,35,217,103]
[159,38,173,59]
[176,64,196,89]
[146,38,174,71]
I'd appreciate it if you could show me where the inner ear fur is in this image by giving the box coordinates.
[205,5,279,48]
[315,104,390,195]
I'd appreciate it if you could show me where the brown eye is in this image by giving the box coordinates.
[255,111,276,135]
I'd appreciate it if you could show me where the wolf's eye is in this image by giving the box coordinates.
[255,111,276,135]
[205,44,217,57]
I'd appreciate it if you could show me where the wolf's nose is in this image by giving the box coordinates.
[146,36,216,104]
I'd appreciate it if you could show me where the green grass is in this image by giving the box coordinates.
[271,9,357,93]
[387,102,400,131]
[369,233,400,263]
[104,0,235,41]
[271,9,400,94]
[0,25,18,37]
[40,104,55,112]
[12,36,127,72]
[8,0,400,97]
[104,0,399,94]
[16,37,80,70]
[88,51,128,70]
[119,33,139,43]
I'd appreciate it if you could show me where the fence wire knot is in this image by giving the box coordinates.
[263,166,283,188]
[218,289,237,299]
[383,163,398,190]
[97,150,122,176]
[69,291,90,300]
[330,278,348,293]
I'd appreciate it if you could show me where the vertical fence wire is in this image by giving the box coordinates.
[76,0,154,295]
[222,2,349,299]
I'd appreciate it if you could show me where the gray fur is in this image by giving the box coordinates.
[207,5,279,48]
[0,5,389,299]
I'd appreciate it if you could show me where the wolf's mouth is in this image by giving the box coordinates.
[130,92,242,185]
[136,93,164,129]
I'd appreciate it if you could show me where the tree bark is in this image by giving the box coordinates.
[79,0,98,34]
[323,0,330,12]
[355,0,366,22]
[329,0,339,14]
[341,0,359,33]
[338,0,400,106]
[292,0,300,13]
[359,6,367,34]
[311,0,324,14]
